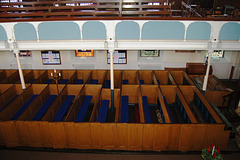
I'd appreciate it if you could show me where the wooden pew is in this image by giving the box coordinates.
[138,70,154,85]
[87,70,107,85]
[122,70,138,85]
[170,70,194,85]
[154,70,176,85]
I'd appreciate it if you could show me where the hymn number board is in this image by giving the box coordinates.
[41,51,61,65]
[107,50,127,64]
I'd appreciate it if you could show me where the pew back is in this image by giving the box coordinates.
[138,70,154,85]
[88,70,107,85]
[122,70,138,84]
[76,70,91,84]
[154,70,176,85]
[105,70,122,88]
[170,71,194,85]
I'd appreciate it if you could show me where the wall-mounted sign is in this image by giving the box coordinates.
[75,50,94,57]
[41,51,61,65]
[107,50,127,64]
[140,50,159,57]
[19,50,31,57]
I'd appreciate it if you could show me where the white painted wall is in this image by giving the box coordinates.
[0,50,238,79]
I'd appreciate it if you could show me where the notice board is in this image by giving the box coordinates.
[41,51,61,65]
[107,50,127,64]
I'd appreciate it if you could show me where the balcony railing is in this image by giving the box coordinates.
[0,0,172,21]
[0,0,239,22]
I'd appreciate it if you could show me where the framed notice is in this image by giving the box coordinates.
[41,51,61,65]
[107,50,127,64]
[140,50,159,57]
[19,50,32,57]
[75,50,94,57]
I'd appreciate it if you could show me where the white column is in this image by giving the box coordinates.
[15,51,26,90]
[109,50,115,110]
[202,50,212,92]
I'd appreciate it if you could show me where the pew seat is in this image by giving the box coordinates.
[142,96,151,123]
[75,79,83,84]
[11,95,38,120]
[105,80,110,88]
[97,100,110,122]
[0,95,18,112]
[120,96,129,123]
[32,95,57,121]
[30,79,36,84]
[91,79,98,84]
[45,79,53,84]
[122,80,128,84]
[53,95,75,122]
[75,95,93,122]
[59,79,68,84]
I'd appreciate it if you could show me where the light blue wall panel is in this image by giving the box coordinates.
[219,22,240,40]
[82,21,106,40]
[14,23,37,41]
[142,21,185,40]
[38,22,81,40]
[115,21,140,40]
[186,22,211,40]
[0,25,7,41]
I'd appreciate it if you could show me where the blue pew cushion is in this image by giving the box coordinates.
[59,79,68,84]
[97,100,110,122]
[91,79,98,84]
[122,79,128,84]
[30,79,36,84]
[53,95,75,122]
[75,79,83,84]
[45,79,53,84]
[120,96,129,123]
[11,95,38,120]
[75,95,93,122]
[140,80,144,84]
[32,95,57,121]
[142,96,151,123]
[105,80,110,88]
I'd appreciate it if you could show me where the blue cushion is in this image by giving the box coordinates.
[45,79,53,84]
[32,95,57,121]
[53,95,75,122]
[30,79,36,84]
[75,95,93,122]
[140,80,144,84]
[91,79,98,84]
[0,95,18,113]
[97,100,109,122]
[59,79,68,84]
[11,95,38,120]
[142,96,151,123]
[122,79,128,84]
[120,96,129,123]
[105,80,110,88]
[75,79,83,84]
[163,96,174,123]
